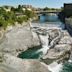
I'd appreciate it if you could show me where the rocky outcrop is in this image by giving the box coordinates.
[59,30,72,44]
[42,44,72,64]
[59,36,72,44]
[0,64,18,72]
[0,25,40,56]
[2,54,50,72]
[48,29,60,41]
[0,24,72,72]
[31,27,72,64]
[39,29,72,64]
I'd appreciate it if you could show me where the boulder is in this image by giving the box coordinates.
[61,30,70,37]
[48,29,60,41]
[42,44,72,64]
[59,36,72,44]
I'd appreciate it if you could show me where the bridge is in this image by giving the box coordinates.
[35,10,61,14]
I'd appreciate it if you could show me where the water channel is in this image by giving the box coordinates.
[39,13,60,22]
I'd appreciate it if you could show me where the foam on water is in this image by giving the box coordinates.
[41,62,63,72]
[48,62,63,72]
[68,59,72,62]
[36,33,50,55]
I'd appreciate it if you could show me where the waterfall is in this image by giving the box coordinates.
[34,29,62,56]
[37,33,50,55]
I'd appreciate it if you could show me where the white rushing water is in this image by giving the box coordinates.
[68,59,72,62]
[34,28,61,55]
[48,62,63,72]
[41,62,63,72]
[36,33,50,55]
[29,21,50,55]
[38,34,49,54]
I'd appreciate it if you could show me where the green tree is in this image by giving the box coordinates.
[0,7,17,29]
[0,5,36,29]
[43,7,49,11]
[25,9,34,18]
[11,7,16,12]
[3,6,10,9]
[17,5,23,13]
[0,16,8,29]
[17,17,24,24]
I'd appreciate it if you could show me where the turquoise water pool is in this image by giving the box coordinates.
[61,62,72,72]
[18,46,43,59]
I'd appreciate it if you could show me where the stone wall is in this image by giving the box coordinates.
[65,18,72,36]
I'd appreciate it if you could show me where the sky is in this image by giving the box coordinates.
[0,0,72,8]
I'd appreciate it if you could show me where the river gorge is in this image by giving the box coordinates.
[0,13,72,72]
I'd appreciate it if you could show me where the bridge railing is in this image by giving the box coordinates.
[34,10,61,13]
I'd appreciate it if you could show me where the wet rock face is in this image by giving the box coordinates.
[42,44,72,64]
[48,29,60,41]
[59,30,72,44]
[28,27,72,63]
[59,36,72,44]
[40,29,72,64]
[43,44,71,59]
[3,54,50,72]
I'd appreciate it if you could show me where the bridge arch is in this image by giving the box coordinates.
[37,12,60,22]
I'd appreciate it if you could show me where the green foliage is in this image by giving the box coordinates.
[43,7,49,11]
[11,7,15,12]
[17,16,28,24]
[0,8,6,16]
[3,6,9,9]
[0,16,8,29]
[17,17,24,24]
[13,5,23,13]
[18,5,22,12]
[22,16,28,22]
[0,16,4,26]
[25,9,35,18]
[0,8,16,29]
[0,5,36,29]
[43,7,61,11]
